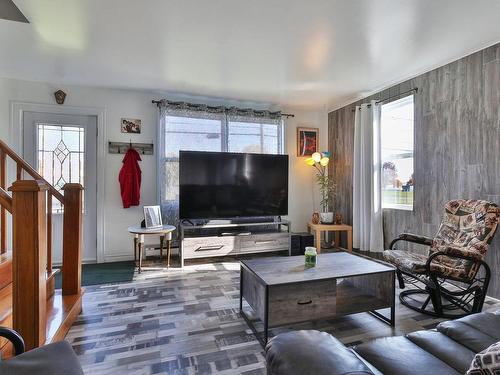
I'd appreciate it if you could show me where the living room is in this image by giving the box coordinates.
[0,1,500,374]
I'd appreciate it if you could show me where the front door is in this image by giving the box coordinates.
[23,112,98,263]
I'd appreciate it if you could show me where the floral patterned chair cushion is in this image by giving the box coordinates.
[383,249,470,280]
[383,199,500,280]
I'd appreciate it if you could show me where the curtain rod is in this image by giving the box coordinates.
[350,88,418,112]
[151,100,295,118]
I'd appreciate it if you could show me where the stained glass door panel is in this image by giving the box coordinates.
[37,124,85,212]
[23,112,97,264]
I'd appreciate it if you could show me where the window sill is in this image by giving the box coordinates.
[382,204,413,212]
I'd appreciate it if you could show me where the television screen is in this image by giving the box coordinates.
[179,151,288,219]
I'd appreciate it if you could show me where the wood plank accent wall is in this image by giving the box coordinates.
[328,42,500,298]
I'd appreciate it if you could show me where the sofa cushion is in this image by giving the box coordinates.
[454,312,500,340]
[0,341,83,375]
[466,341,500,375]
[354,336,461,375]
[407,330,475,374]
[266,330,374,375]
[437,313,500,352]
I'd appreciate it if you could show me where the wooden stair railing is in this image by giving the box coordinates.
[0,139,64,276]
[0,139,83,352]
[0,188,11,214]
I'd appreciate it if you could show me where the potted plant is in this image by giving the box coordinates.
[306,151,336,223]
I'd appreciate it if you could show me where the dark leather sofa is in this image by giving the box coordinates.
[0,327,83,375]
[266,311,500,375]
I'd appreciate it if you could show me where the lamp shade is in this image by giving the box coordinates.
[305,157,315,166]
[312,152,322,162]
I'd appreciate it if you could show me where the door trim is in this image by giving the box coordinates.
[10,101,106,263]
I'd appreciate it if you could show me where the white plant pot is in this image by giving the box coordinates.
[320,212,334,224]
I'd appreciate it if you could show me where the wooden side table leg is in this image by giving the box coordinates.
[347,229,353,252]
[138,235,144,273]
[160,235,164,260]
[167,239,171,268]
[133,235,138,262]
[315,229,321,253]
[334,231,340,249]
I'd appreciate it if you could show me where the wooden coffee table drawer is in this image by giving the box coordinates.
[182,236,239,259]
[268,280,336,326]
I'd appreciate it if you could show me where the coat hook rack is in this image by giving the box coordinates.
[108,141,154,155]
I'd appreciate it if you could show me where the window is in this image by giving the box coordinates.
[228,121,281,154]
[163,115,223,202]
[159,111,284,225]
[380,95,414,210]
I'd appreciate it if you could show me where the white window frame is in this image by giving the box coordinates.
[380,94,415,212]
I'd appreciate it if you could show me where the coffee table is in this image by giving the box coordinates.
[240,252,395,346]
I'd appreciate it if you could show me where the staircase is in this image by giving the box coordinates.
[0,139,83,357]
[0,253,12,355]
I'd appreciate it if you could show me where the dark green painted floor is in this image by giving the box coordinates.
[55,261,135,288]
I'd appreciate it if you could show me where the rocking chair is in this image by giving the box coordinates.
[383,199,500,318]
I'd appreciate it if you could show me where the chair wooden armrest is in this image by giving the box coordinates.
[425,250,490,282]
[389,233,433,250]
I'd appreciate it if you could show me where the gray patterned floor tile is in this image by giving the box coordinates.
[65,259,500,374]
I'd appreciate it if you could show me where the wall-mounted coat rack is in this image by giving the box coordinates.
[108,141,154,155]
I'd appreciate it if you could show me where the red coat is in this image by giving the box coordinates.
[119,148,142,208]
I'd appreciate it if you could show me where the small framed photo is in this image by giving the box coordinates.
[297,127,319,157]
[121,118,141,134]
[143,205,162,229]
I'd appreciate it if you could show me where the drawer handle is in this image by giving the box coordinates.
[195,245,224,252]
[255,240,276,244]
[297,299,312,305]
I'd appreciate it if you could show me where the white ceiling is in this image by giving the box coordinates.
[1,0,500,110]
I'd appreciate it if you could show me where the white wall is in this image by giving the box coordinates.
[283,108,329,233]
[0,77,328,261]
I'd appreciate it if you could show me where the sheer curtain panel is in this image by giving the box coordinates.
[352,101,384,252]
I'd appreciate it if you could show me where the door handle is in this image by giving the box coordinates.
[195,245,224,252]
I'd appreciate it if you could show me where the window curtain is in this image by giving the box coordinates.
[352,100,384,251]
[157,100,284,233]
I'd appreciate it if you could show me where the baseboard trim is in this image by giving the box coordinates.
[104,248,179,263]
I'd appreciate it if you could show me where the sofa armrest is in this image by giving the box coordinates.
[0,341,84,375]
[265,330,375,375]
[0,326,25,356]
[389,233,433,250]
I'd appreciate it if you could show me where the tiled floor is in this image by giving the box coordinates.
[65,257,500,375]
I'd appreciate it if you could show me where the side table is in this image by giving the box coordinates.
[307,222,353,253]
[128,225,176,273]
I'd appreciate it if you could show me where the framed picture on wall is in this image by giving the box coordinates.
[297,127,319,156]
[121,118,141,134]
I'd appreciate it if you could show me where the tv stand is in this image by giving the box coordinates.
[179,220,291,267]
[230,216,276,224]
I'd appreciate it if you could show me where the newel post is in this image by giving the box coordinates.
[62,183,83,296]
[9,180,48,350]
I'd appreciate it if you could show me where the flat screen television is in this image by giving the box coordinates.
[179,151,288,220]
